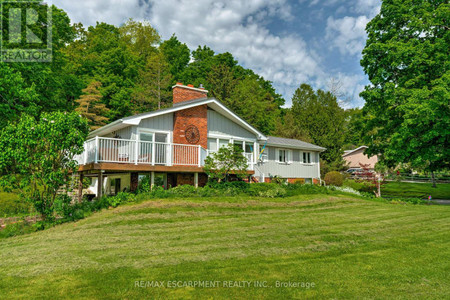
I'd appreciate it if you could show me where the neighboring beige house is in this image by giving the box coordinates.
[343,146,378,169]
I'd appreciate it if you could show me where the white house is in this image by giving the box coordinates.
[75,83,326,198]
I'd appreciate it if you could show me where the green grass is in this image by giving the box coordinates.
[1,195,449,299]
[382,181,450,199]
[344,180,450,199]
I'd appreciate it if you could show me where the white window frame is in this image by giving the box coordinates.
[136,128,172,143]
[276,148,292,164]
[207,134,256,155]
[302,151,312,164]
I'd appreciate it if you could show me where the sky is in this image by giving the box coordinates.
[52,0,381,108]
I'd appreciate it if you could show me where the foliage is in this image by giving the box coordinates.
[203,144,249,182]
[270,176,287,185]
[160,35,190,81]
[0,192,34,217]
[0,112,89,220]
[360,0,450,174]
[119,19,160,60]
[324,171,344,187]
[75,81,110,130]
[358,163,385,198]
[0,64,39,128]
[168,185,198,197]
[132,52,173,111]
[277,84,347,168]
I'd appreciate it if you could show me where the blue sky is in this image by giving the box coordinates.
[53,0,381,108]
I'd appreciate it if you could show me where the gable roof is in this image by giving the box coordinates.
[88,97,267,140]
[343,146,368,157]
[266,136,326,152]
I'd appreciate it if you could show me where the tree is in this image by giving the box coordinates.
[119,19,160,60]
[287,84,347,169]
[160,35,190,80]
[132,52,173,111]
[203,144,248,182]
[360,0,450,182]
[75,81,110,130]
[206,64,237,102]
[343,108,365,150]
[0,64,39,127]
[0,112,89,220]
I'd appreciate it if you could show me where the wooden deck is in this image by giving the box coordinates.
[78,162,255,175]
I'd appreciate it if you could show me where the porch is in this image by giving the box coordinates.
[75,136,256,170]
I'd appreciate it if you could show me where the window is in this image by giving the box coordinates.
[245,143,253,154]
[207,138,217,151]
[219,139,229,149]
[303,152,311,164]
[279,150,287,163]
[277,149,291,163]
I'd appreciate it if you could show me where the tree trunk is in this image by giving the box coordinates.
[431,171,437,188]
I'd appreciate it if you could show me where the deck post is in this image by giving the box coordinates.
[135,139,139,165]
[151,142,155,166]
[194,172,199,188]
[150,171,155,190]
[97,171,103,199]
[94,136,99,163]
[83,142,87,165]
[198,145,201,167]
[78,172,84,202]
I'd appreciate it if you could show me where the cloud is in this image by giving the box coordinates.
[53,0,369,107]
[325,15,370,56]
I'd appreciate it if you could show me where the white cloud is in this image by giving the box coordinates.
[325,15,370,56]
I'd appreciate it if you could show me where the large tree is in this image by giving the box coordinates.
[279,84,347,169]
[360,0,450,179]
[0,112,89,220]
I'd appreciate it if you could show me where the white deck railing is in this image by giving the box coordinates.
[76,137,254,170]
[76,137,207,167]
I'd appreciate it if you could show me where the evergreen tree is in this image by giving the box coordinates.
[75,81,109,130]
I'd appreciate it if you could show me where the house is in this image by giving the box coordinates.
[343,146,378,169]
[75,83,326,198]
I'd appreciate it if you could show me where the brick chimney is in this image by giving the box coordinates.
[172,82,208,105]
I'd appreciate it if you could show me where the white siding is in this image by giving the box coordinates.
[255,146,321,179]
[208,109,256,140]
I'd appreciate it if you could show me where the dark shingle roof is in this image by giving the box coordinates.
[266,136,326,151]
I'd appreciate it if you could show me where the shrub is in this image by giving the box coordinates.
[324,171,344,186]
[107,192,136,208]
[271,176,287,185]
[168,185,198,197]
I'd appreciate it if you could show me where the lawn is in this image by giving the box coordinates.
[0,195,449,299]
[344,180,450,200]
[382,181,450,199]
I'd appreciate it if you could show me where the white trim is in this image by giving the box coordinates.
[88,98,267,140]
[276,148,292,164]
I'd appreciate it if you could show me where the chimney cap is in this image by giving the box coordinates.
[199,84,204,89]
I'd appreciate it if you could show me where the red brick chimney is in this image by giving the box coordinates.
[172,82,208,105]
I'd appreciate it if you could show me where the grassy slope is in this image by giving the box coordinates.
[0,195,449,299]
